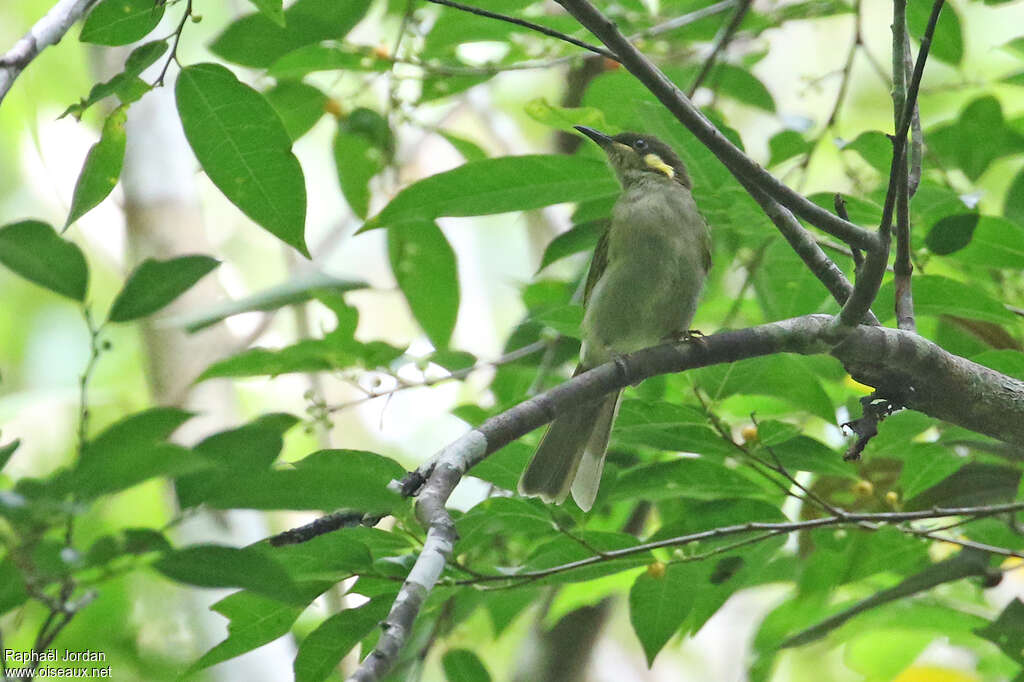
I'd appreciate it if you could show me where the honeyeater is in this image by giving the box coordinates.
[518,125,712,511]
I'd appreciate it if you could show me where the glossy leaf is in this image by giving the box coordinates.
[925,213,978,255]
[191,589,320,672]
[695,354,836,423]
[0,220,88,301]
[154,545,301,603]
[210,0,372,68]
[947,216,1024,269]
[928,97,1024,181]
[363,155,618,231]
[0,439,19,471]
[268,44,390,80]
[65,107,127,228]
[176,63,308,256]
[538,220,605,271]
[246,0,284,26]
[388,220,460,348]
[442,649,492,682]
[80,0,165,46]
[845,130,891,174]
[264,81,328,142]
[293,598,392,682]
[875,275,1016,325]
[177,271,367,332]
[61,41,166,119]
[629,563,697,665]
[333,129,382,219]
[70,407,204,499]
[524,98,609,132]
[108,255,219,322]
[611,458,770,503]
[175,449,406,514]
[767,130,811,166]
[907,0,963,65]
[975,599,1024,665]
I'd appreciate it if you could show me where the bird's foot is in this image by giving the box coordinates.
[665,329,706,346]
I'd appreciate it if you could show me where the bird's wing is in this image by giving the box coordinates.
[701,214,713,272]
[583,222,610,306]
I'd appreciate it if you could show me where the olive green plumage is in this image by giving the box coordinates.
[518,126,712,511]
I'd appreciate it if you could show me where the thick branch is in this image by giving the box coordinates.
[554,0,878,252]
[349,316,1024,680]
[0,0,99,105]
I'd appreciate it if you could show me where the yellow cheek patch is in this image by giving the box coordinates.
[644,153,675,179]
[612,142,633,153]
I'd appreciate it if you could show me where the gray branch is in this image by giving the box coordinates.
[348,315,1024,680]
[0,0,99,105]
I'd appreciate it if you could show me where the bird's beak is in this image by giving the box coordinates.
[574,125,614,148]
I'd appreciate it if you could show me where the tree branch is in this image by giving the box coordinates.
[554,0,878,252]
[687,0,752,97]
[348,315,1024,680]
[837,0,944,329]
[0,0,99,105]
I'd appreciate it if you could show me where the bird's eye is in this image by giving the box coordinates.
[634,139,648,151]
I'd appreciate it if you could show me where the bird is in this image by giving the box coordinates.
[518,125,712,511]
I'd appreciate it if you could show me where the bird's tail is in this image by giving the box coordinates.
[518,389,621,511]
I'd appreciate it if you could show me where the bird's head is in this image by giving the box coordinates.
[574,126,691,190]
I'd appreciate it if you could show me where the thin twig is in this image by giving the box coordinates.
[326,340,549,414]
[452,502,1024,585]
[837,0,944,329]
[687,0,752,97]
[891,0,915,332]
[425,0,617,60]
[153,0,192,87]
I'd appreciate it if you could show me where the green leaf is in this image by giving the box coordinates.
[177,271,367,332]
[388,221,460,348]
[191,589,320,672]
[768,435,856,479]
[176,449,406,514]
[80,0,165,46]
[442,649,492,682]
[753,239,832,321]
[970,349,1024,380]
[975,599,1024,665]
[613,401,732,456]
[333,129,383,219]
[195,294,402,380]
[293,598,392,682]
[0,220,88,301]
[844,130,890,174]
[524,98,609,132]
[612,458,769,503]
[439,131,488,162]
[154,545,301,603]
[948,216,1024,269]
[695,354,836,423]
[482,588,540,636]
[176,63,308,256]
[533,303,584,339]
[264,81,327,142]
[898,443,966,501]
[767,130,811,166]
[704,63,776,112]
[108,255,219,322]
[65,107,127,228]
[211,0,372,68]
[363,155,618,231]
[268,44,390,80]
[1004,166,1024,224]
[924,213,978,255]
[629,564,697,665]
[538,220,605,271]
[876,275,1016,325]
[907,0,963,65]
[69,407,203,499]
[61,41,166,119]
[929,97,1024,181]
[246,0,284,26]
[526,532,648,583]
[0,438,20,471]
